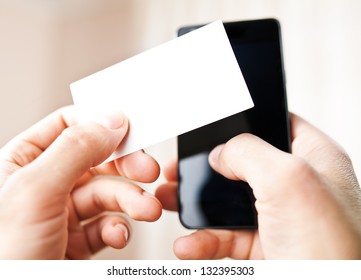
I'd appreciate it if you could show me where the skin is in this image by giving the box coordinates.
[156,114,361,259]
[0,106,162,259]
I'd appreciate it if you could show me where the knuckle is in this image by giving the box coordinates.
[3,168,41,203]
[332,146,352,167]
[5,167,36,189]
[279,156,317,192]
[284,157,312,177]
[60,125,103,152]
[228,133,255,147]
[284,157,316,185]
[223,133,254,157]
[257,157,312,201]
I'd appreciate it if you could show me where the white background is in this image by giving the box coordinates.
[1,0,361,259]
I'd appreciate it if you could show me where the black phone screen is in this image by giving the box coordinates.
[177,19,290,229]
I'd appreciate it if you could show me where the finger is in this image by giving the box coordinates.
[7,110,128,197]
[290,113,330,142]
[155,182,178,211]
[162,158,178,182]
[84,215,131,254]
[0,106,77,186]
[290,113,337,158]
[208,133,324,203]
[290,114,361,219]
[1,106,78,168]
[290,113,352,173]
[113,150,160,183]
[208,133,361,259]
[174,229,255,260]
[82,150,161,185]
[72,176,162,222]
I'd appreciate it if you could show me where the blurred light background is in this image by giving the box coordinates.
[1,0,361,259]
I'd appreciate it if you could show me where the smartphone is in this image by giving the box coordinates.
[177,19,291,229]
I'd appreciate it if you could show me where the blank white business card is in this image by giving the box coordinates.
[71,20,253,162]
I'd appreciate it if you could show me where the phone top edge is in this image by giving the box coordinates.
[177,18,281,35]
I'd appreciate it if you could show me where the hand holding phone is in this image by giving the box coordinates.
[160,113,361,259]
[177,19,290,229]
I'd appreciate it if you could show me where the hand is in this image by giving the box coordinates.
[156,114,361,259]
[0,106,162,259]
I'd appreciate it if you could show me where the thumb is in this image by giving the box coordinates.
[8,112,128,197]
[208,133,322,204]
[208,133,361,258]
[207,133,339,219]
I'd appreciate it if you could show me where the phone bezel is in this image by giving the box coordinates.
[177,18,291,229]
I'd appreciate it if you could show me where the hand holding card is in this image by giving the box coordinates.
[70,20,253,163]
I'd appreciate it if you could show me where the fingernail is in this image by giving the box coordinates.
[209,144,224,165]
[94,111,126,129]
[116,224,129,242]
